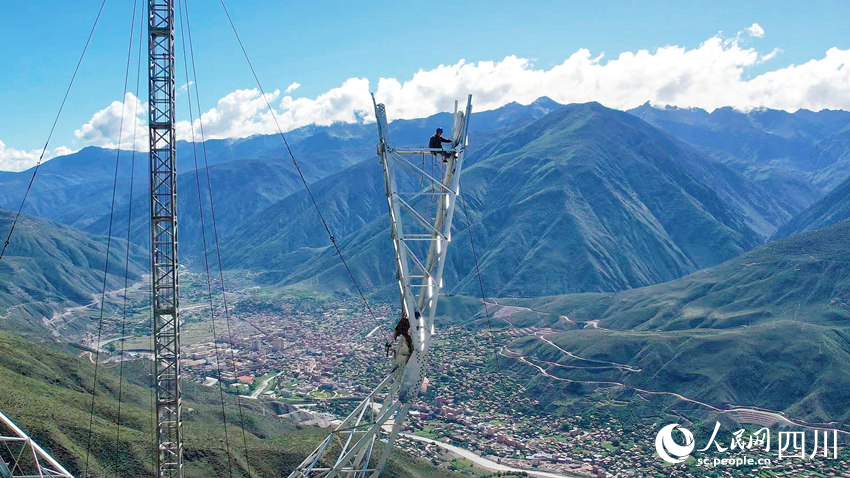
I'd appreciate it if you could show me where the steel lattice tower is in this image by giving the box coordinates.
[290,95,473,477]
[148,1,183,476]
[0,411,74,477]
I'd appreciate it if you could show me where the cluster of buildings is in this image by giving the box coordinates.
[177,298,392,399]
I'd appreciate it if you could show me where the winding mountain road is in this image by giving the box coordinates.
[503,346,850,434]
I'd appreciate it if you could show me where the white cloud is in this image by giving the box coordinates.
[747,23,765,38]
[758,48,780,64]
[371,37,847,115]
[0,141,76,172]
[74,92,148,150]
[166,33,850,139]
[174,78,375,141]
[279,78,373,126]
[65,27,850,152]
[285,81,301,93]
[9,25,845,172]
[742,47,850,111]
[175,88,285,141]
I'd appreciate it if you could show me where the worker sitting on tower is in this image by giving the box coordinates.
[429,127,455,162]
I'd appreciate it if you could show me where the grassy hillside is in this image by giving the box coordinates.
[0,331,448,477]
[468,222,850,426]
[507,322,850,425]
[0,209,146,338]
[0,147,146,230]
[221,156,397,272]
[774,175,850,239]
[512,220,850,331]
[84,155,311,260]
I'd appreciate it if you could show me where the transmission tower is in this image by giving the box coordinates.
[290,95,473,477]
[148,1,183,476]
[0,411,74,478]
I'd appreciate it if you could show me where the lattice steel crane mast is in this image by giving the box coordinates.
[290,95,473,477]
[0,3,183,478]
[148,1,183,476]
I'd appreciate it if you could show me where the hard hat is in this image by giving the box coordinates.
[436,127,443,134]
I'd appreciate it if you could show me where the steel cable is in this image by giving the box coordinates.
[114,2,145,476]
[175,2,236,475]
[181,0,255,471]
[0,0,109,261]
[458,189,509,388]
[84,1,138,475]
[218,0,391,345]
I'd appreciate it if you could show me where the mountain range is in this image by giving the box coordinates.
[234,102,795,297]
[4,99,850,309]
[773,174,850,239]
[629,103,850,210]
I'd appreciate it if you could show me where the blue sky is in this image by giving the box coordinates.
[1,0,849,170]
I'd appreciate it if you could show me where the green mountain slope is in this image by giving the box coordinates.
[492,221,850,425]
[449,102,774,294]
[517,220,850,331]
[220,156,425,276]
[84,155,310,261]
[0,131,369,233]
[0,147,146,230]
[507,322,850,427]
[0,209,146,338]
[0,331,449,477]
[267,103,778,297]
[774,175,850,239]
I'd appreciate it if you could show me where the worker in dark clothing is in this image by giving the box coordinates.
[393,310,414,357]
[429,127,454,162]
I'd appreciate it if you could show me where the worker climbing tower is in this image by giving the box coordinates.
[148,1,183,476]
[290,95,473,477]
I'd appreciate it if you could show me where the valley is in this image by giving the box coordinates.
[26,257,848,476]
[4,100,850,476]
